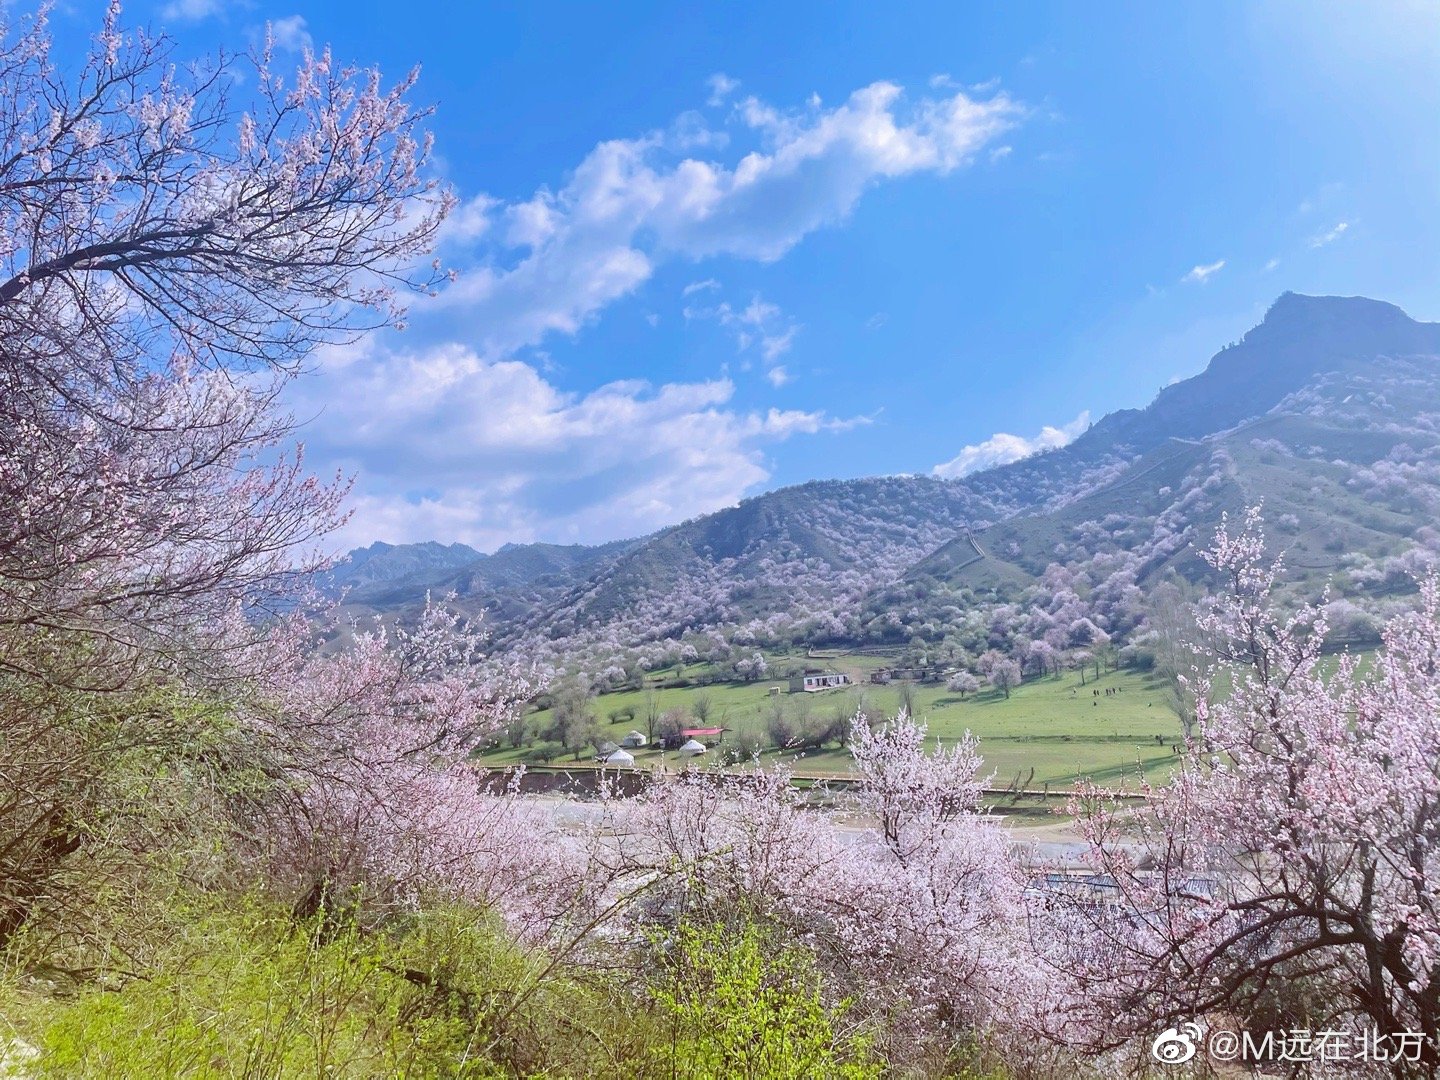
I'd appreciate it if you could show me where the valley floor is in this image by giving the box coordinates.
[488,661,1184,790]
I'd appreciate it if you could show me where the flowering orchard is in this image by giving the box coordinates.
[3,6,1440,1076]
[1039,508,1440,1073]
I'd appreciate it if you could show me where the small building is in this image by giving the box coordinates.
[620,730,648,748]
[1023,872,1122,909]
[601,748,635,768]
[788,671,851,693]
[596,740,619,757]
[870,666,942,685]
[677,739,708,757]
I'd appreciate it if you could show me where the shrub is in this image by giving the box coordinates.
[720,731,764,765]
[523,742,562,765]
[647,923,880,1079]
[6,899,659,1079]
[0,672,249,961]
[765,704,795,750]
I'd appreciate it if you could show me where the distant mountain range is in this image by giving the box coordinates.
[330,538,635,609]
[329,293,1440,668]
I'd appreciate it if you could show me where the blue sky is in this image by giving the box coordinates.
[74,2,1440,548]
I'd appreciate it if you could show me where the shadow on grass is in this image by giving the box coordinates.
[1056,753,1177,786]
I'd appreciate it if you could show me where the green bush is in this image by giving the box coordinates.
[522,742,562,764]
[720,731,764,765]
[4,899,657,1079]
[647,923,881,1079]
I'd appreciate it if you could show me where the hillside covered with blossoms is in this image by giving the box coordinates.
[338,293,1440,688]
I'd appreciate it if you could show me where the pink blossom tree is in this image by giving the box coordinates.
[0,3,450,689]
[239,601,602,941]
[1042,508,1440,1071]
[987,657,1022,698]
[946,670,981,697]
[0,3,451,951]
[617,713,1046,1069]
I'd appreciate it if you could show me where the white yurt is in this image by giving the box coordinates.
[602,748,635,767]
[620,730,647,748]
[677,739,707,757]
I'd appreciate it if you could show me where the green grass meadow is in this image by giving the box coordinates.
[487,656,1184,790]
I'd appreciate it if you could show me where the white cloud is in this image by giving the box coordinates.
[706,73,741,107]
[296,342,866,547]
[685,293,801,370]
[1263,257,1281,272]
[1181,259,1225,284]
[1310,220,1350,247]
[441,194,500,245]
[759,324,798,362]
[669,110,729,152]
[436,80,1020,360]
[161,0,224,21]
[989,144,1013,162]
[269,15,312,53]
[286,78,1018,547]
[932,410,1090,479]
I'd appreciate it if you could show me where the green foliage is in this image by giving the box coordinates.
[721,731,764,765]
[647,923,880,1080]
[5,902,899,1079]
[4,899,659,1079]
[0,669,254,961]
[522,741,562,764]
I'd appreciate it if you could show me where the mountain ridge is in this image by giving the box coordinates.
[330,293,1440,671]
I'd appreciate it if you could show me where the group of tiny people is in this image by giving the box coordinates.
[1070,683,1182,754]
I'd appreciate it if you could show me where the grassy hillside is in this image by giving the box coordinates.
[912,407,1435,599]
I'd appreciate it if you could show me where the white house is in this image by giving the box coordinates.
[601,748,635,767]
[677,739,707,757]
[620,730,647,748]
[788,671,851,693]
